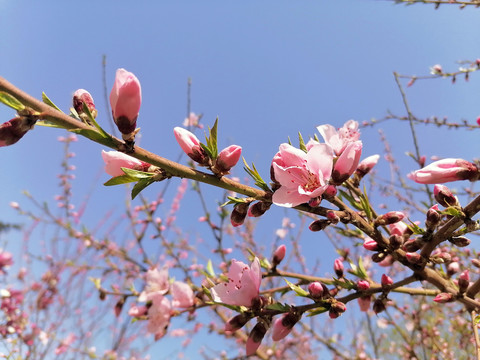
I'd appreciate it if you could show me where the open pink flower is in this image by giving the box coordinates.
[101,150,151,177]
[331,140,362,184]
[317,120,360,156]
[146,293,172,340]
[138,267,170,303]
[407,158,479,184]
[210,257,261,307]
[271,143,333,207]
[110,68,142,135]
[171,281,195,308]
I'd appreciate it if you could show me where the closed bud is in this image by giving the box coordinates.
[389,234,403,249]
[408,158,479,184]
[326,211,340,224]
[271,312,301,341]
[357,280,370,291]
[0,115,37,147]
[355,154,380,178]
[309,219,330,232]
[363,238,379,251]
[331,141,363,185]
[323,185,337,199]
[329,301,346,319]
[246,321,268,356]
[434,184,459,208]
[431,252,451,264]
[374,211,405,226]
[248,201,271,218]
[213,145,242,176]
[472,259,480,268]
[73,89,97,121]
[334,258,344,278]
[308,196,322,207]
[381,274,393,288]
[308,282,324,299]
[433,292,454,303]
[173,127,209,165]
[403,238,423,252]
[449,236,471,247]
[458,270,470,293]
[425,205,441,229]
[373,298,386,314]
[447,262,460,276]
[225,313,251,332]
[372,252,386,263]
[114,297,126,317]
[405,252,422,264]
[272,245,286,267]
[230,202,250,227]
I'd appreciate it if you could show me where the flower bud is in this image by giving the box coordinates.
[272,245,286,267]
[434,184,459,208]
[230,202,250,227]
[363,238,379,251]
[433,292,454,303]
[173,127,209,165]
[357,280,370,291]
[0,116,37,147]
[73,89,97,121]
[355,154,380,179]
[405,252,422,264]
[309,219,330,232]
[331,141,363,185]
[225,313,251,333]
[334,258,344,278]
[358,296,371,312]
[101,150,152,177]
[246,321,268,356]
[371,252,386,263]
[381,274,393,288]
[271,312,301,341]
[403,238,423,252]
[374,211,405,226]
[389,234,403,249]
[308,196,322,207]
[328,301,346,319]
[213,145,242,176]
[326,211,340,224]
[373,298,386,314]
[458,270,470,293]
[431,252,451,264]
[425,205,441,229]
[407,158,479,184]
[308,282,324,299]
[448,236,471,247]
[247,201,271,217]
[447,261,460,276]
[110,68,141,136]
[322,185,337,199]
[472,259,480,268]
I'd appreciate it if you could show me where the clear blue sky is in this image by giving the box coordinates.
[1,1,480,358]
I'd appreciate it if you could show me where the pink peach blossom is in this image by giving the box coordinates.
[173,127,208,164]
[271,143,333,207]
[317,120,360,156]
[171,281,195,308]
[101,150,151,177]
[146,293,171,339]
[110,68,141,135]
[331,140,362,184]
[73,89,96,117]
[210,257,261,307]
[138,267,170,303]
[214,145,242,174]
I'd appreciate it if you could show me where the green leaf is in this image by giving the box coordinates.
[307,307,328,317]
[441,207,465,218]
[82,103,111,139]
[203,117,218,159]
[121,167,155,179]
[360,185,372,221]
[337,189,362,210]
[284,279,309,297]
[243,158,271,192]
[70,128,110,142]
[42,92,62,112]
[36,120,67,129]
[298,132,307,153]
[475,315,480,325]
[220,196,251,207]
[0,92,25,111]
[357,257,368,279]
[332,277,356,290]
[89,277,102,289]
[206,259,216,277]
[266,303,291,312]
[103,175,138,186]
[131,177,156,199]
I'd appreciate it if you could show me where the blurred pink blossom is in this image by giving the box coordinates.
[101,150,151,177]
[317,120,360,156]
[138,267,170,302]
[171,281,195,308]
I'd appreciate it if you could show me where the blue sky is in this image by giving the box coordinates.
[1,1,480,358]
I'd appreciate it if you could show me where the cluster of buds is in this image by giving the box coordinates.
[173,127,242,177]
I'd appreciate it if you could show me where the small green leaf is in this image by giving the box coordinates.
[361,185,372,221]
[204,118,218,159]
[220,196,251,207]
[42,92,63,112]
[0,92,25,111]
[89,277,102,289]
[121,167,155,179]
[357,257,368,279]
[441,207,465,218]
[475,315,480,325]
[82,103,111,139]
[284,279,309,297]
[307,307,328,317]
[104,175,138,186]
[298,132,307,153]
[337,189,362,210]
[266,303,291,312]
[206,259,216,277]
[36,120,67,129]
[131,177,156,199]
[243,158,271,192]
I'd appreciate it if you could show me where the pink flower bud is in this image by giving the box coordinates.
[431,64,443,74]
[230,202,250,227]
[225,313,251,333]
[405,252,422,264]
[374,211,405,226]
[0,116,37,147]
[363,238,379,251]
[308,281,324,299]
[434,184,458,207]
[334,258,344,278]
[272,245,286,267]
[213,145,242,175]
[447,261,460,276]
[407,158,479,184]
[323,185,337,199]
[458,270,470,292]
[331,141,363,184]
[246,321,268,356]
[448,236,471,247]
[357,280,370,291]
[433,292,454,303]
[355,154,380,178]
[73,89,97,118]
[328,301,346,319]
[381,274,393,287]
[101,150,151,177]
[426,205,441,229]
[357,296,371,312]
[247,201,271,217]
[309,219,330,232]
[110,69,142,135]
[173,127,208,165]
[271,312,301,341]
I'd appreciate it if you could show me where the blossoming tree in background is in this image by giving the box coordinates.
[3,3,480,360]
